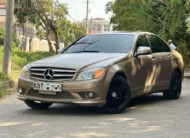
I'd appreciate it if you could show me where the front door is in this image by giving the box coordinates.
[128,34,154,97]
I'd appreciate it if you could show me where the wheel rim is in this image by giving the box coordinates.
[107,81,128,109]
[172,74,182,97]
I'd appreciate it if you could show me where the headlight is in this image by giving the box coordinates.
[20,65,29,78]
[76,68,105,81]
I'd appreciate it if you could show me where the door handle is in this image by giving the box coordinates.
[168,54,172,58]
[152,57,157,62]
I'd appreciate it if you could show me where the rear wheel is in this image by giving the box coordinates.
[24,100,53,109]
[99,76,131,114]
[163,71,182,99]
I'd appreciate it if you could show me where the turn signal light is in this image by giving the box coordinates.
[94,69,105,79]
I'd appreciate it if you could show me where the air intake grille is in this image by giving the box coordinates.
[30,67,76,82]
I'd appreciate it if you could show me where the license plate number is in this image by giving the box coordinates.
[33,82,62,92]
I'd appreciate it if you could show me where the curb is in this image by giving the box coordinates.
[184,73,190,79]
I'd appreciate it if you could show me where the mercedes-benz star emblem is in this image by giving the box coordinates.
[44,69,54,80]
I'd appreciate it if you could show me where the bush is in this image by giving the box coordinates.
[0,47,54,70]
[13,34,19,48]
[0,27,4,45]
[176,40,190,67]
[0,72,10,81]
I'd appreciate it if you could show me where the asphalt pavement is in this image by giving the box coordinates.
[0,79,190,138]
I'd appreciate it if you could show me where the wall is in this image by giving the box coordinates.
[18,35,65,52]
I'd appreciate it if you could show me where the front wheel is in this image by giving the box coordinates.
[163,71,182,99]
[99,76,131,114]
[24,100,53,109]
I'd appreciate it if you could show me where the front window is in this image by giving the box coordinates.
[135,35,150,52]
[64,34,134,54]
[148,35,164,53]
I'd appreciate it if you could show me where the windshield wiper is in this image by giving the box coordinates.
[72,50,99,53]
[69,40,100,53]
[83,40,99,51]
[72,42,94,46]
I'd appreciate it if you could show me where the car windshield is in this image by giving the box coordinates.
[64,34,134,53]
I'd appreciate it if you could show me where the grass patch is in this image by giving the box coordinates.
[0,88,16,98]
[0,72,10,81]
[0,46,54,82]
[0,47,53,98]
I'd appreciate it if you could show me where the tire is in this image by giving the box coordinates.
[163,71,182,99]
[24,100,53,109]
[99,76,131,114]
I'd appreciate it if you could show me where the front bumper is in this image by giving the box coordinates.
[18,77,109,106]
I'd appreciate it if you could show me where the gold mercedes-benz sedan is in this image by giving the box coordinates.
[18,32,184,114]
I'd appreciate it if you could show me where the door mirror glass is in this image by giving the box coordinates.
[136,46,152,57]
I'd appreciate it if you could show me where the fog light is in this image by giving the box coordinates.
[18,88,23,94]
[87,92,94,99]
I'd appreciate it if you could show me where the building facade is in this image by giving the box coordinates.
[84,18,113,34]
[0,0,17,29]
[0,0,36,38]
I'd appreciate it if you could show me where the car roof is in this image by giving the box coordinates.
[88,31,153,36]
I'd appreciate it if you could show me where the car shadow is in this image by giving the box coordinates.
[130,93,167,107]
[17,93,173,116]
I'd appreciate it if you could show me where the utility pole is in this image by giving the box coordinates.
[85,0,89,34]
[2,0,15,75]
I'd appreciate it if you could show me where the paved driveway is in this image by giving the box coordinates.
[0,79,190,138]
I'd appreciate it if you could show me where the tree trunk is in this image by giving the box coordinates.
[53,29,59,54]
[46,30,54,53]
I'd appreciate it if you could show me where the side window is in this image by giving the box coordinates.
[148,35,163,53]
[135,35,150,52]
[160,40,171,52]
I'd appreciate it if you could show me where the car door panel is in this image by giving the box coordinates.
[129,34,154,97]
[159,40,174,86]
[147,35,173,92]
[129,55,153,97]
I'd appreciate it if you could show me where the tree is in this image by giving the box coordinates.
[57,21,85,46]
[106,0,190,42]
[14,0,68,53]
[106,0,190,66]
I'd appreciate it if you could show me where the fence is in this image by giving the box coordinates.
[17,35,64,52]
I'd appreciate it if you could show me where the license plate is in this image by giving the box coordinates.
[33,82,62,92]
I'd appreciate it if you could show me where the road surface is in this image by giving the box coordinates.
[0,79,190,138]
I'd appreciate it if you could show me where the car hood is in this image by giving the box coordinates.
[28,53,128,71]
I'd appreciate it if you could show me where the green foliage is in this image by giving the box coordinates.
[0,27,4,45]
[0,46,54,70]
[107,0,190,66]
[57,19,85,46]
[0,46,3,65]
[36,28,45,40]
[72,23,86,41]
[14,0,69,52]
[0,88,14,98]
[0,27,19,48]
[12,34,19,48]
[176,40,190,67]
[0,72,10,81]
[14,0,85,52]
[188,18,190,33]
[107,0,190,41]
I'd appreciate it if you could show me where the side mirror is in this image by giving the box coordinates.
[58,47,65,54]
[135,46,152,57]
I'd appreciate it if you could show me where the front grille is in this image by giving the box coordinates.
[30,67,76,82]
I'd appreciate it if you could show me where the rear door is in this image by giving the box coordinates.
[158,38,173,87]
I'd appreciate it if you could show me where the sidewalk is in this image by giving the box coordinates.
[184,72,190,78]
